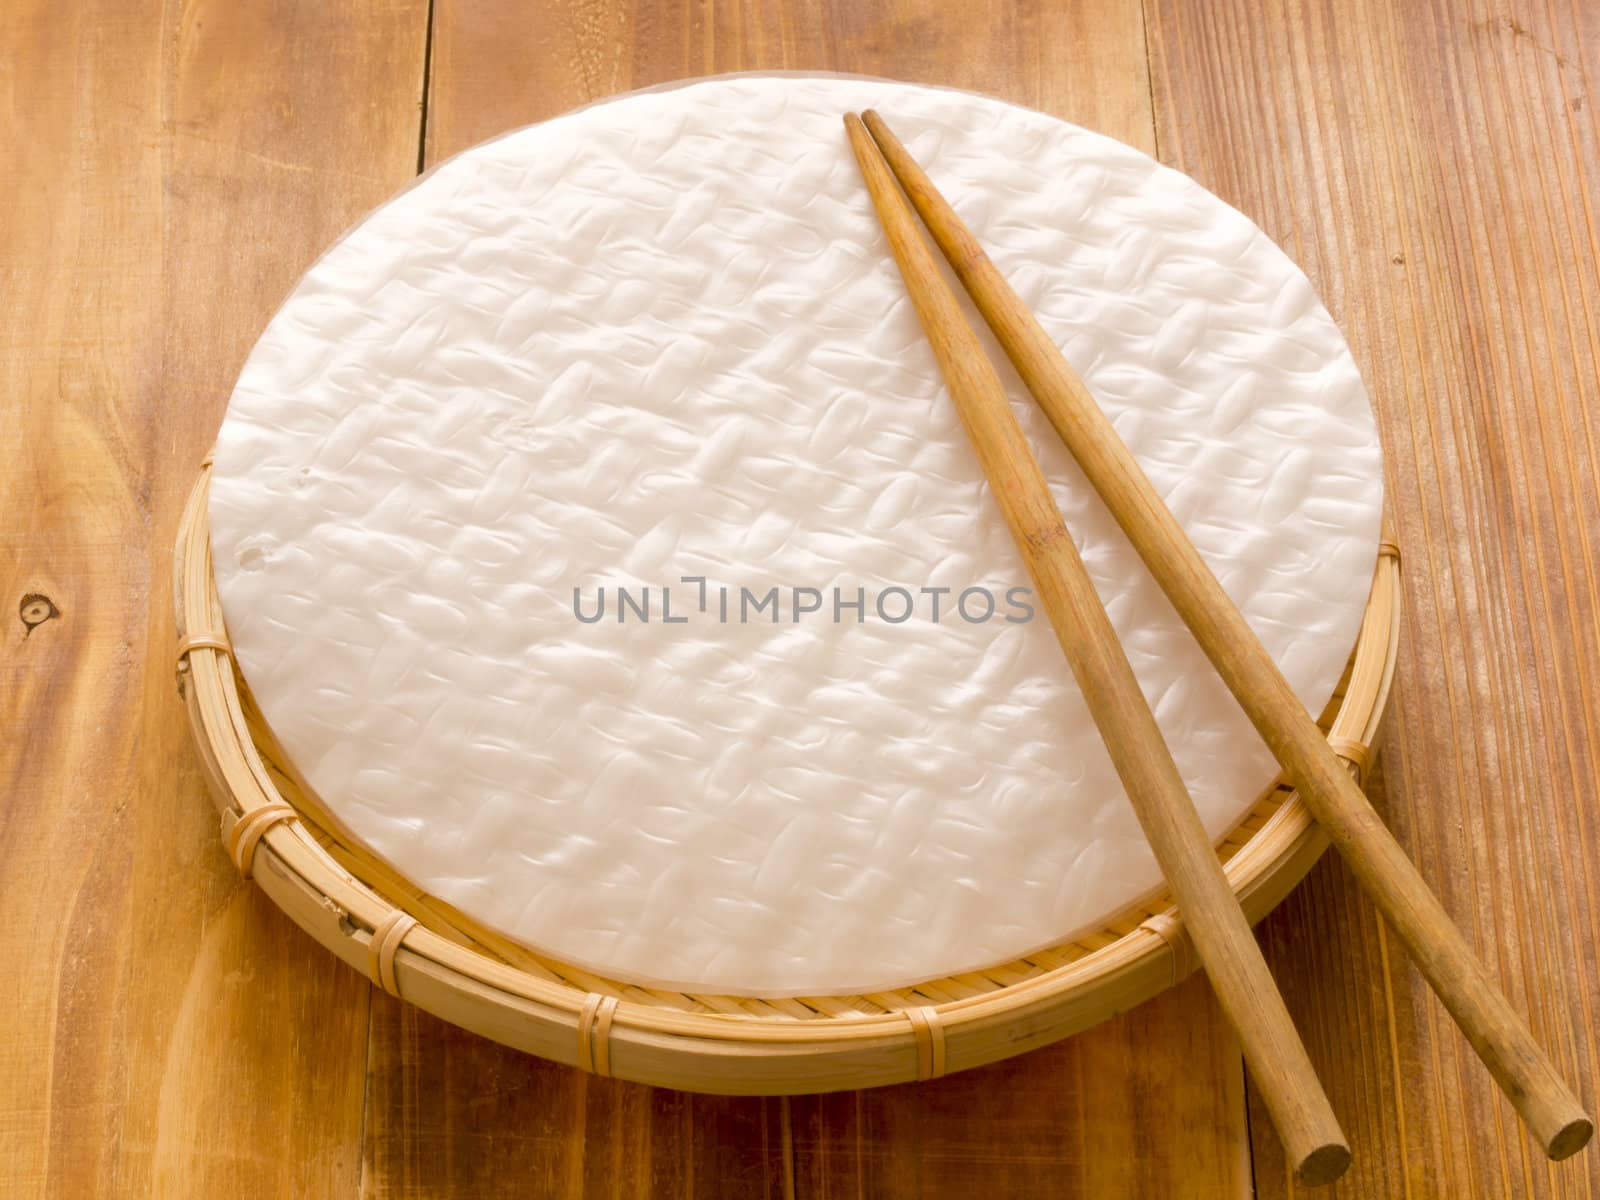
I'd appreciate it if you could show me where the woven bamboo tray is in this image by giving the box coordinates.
[175,461,1401,1094]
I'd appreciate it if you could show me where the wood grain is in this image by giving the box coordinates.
[1147,0,1600,1194]
[787,975,1250,1198]
[423,0,1156,160]
[0,1,426,1196]
[360,998,787,1199]
[8,0,1599,1196]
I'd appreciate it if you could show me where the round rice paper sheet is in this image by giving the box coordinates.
[209,75,1383,996]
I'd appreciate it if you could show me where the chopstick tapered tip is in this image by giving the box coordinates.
[842,113,889,179]
[860,110,905,157]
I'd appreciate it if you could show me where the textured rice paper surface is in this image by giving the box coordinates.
[210,75,1383,996]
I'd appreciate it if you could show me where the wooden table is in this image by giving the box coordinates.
[6,2,1597,1196]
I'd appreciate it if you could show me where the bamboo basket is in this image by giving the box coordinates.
[175,462,1401,1094]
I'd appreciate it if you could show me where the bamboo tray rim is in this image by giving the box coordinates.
[175,462,1401,1092]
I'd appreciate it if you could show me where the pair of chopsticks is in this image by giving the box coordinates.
[844,110,1591,1184]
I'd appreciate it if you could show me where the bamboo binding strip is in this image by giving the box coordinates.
[175,630,231,691]
[227,802,298,879]
[905,1006,947,1081]
[175,462,1401,1094]
[1327,736,1371,786]
[369,911,419,999]
[578,993,621,1077]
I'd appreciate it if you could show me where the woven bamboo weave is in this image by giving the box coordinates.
[175,464,1400,1094]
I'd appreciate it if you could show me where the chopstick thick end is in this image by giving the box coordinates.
[1294,1141,1352,1189]
[1546,1112,1593,1161]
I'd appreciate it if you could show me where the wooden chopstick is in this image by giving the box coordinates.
[857,108,1593,1162]
[844,113,1352,1188]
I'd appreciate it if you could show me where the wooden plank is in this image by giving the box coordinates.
[360,997,787,1198]
[404,4,1252,1199]
[0,2,429,1196]
[787,975,1249,1198]
[424,0,1156,161]
[1148,0,1600,1194]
